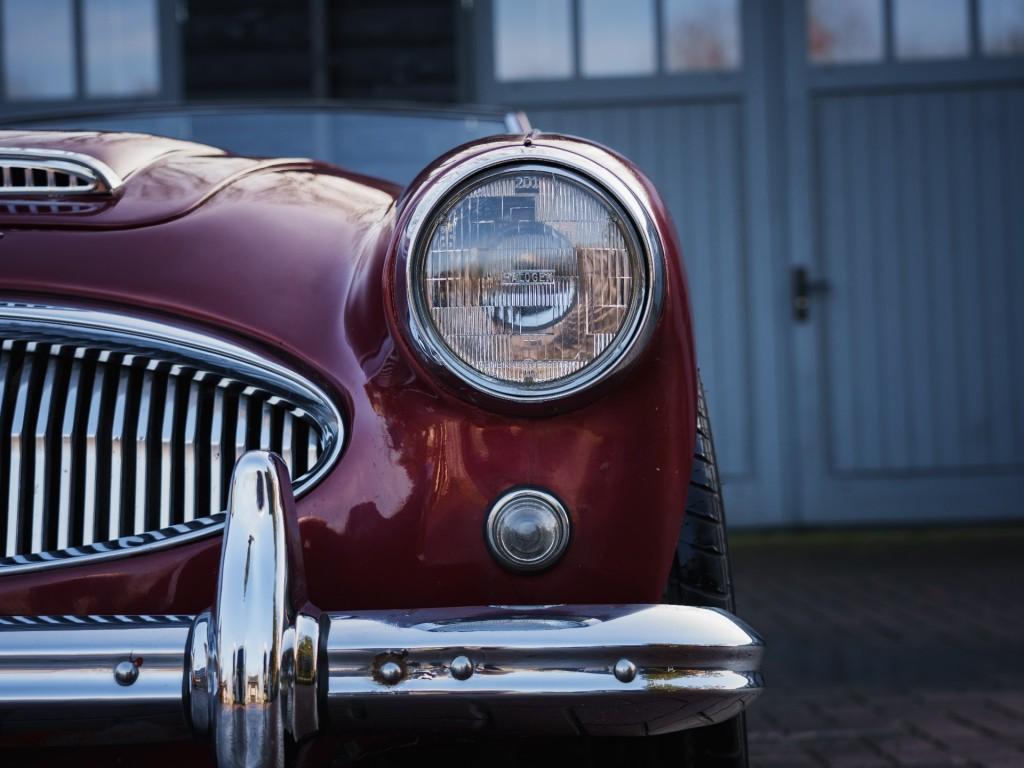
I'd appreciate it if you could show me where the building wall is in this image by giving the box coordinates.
[0,0,1020,526]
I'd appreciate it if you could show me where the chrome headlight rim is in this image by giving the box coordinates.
[398,143,665,405]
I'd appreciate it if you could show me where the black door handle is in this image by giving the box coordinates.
[792,266,830,322]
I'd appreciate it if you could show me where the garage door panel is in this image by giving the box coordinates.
[815,86,1024,475]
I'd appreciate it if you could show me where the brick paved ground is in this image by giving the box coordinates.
[730,525,1024,767]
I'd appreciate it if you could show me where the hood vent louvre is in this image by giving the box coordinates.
[0,148,123,196]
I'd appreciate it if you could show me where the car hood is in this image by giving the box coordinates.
[0,130,371,229]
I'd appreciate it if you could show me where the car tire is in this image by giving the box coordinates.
[660,375,750,768]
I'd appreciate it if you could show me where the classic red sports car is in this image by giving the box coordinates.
[0,105,762,767]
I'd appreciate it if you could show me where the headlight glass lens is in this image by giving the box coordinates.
[417,167,645,390]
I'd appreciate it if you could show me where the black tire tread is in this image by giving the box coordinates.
[662,376,749,768]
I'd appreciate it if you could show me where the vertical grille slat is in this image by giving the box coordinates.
[5,345,31,557]
[210,385,225,514]
[0,312,336,566]
[307,422,319,475]
[0,347,14,555]
[234,390,248,470]
[159,369,177,530]
[280,412,294,473]
[182,377,200,523]
[41,350,72,553]
[81,356,105,546]
[107,368,130,542]
[133,369,154,536]
[56,359,81,550]
[15,343,51,556]
[259,400,272,451]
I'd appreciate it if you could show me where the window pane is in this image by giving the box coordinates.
[494,0,573,81]
[980,0,1024,56]
[581,0,656,77]
[808,0,884,63]
[894,0,969,59]
[663,0,741,71]
[84,0,161,97]
[2,0,75,99]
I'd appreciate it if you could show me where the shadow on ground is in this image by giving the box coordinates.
[731,525,1024,767]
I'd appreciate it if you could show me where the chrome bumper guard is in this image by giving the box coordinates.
[0,452,763,766]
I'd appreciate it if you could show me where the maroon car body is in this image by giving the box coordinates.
[0,129,696,617]
[0,114,762,768]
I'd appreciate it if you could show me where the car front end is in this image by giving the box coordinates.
[0,118,762,766]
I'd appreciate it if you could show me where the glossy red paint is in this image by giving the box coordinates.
[0,131,696,616]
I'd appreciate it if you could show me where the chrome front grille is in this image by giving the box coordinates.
[0,304,342,570]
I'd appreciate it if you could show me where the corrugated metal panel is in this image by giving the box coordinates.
[529,102,752,480]
[815,86,1024,473]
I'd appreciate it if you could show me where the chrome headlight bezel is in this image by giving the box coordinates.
[397,142,665,404]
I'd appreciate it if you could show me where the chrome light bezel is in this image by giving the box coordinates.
[398,142,665,404]
[485,487,571,573]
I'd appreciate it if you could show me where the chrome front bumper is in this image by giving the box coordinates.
[0,452,763,766]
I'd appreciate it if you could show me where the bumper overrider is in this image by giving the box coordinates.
[0,451,763,766]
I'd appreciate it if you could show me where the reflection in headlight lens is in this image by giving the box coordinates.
[420,168,644,387]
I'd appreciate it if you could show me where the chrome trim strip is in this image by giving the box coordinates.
[398,141,666,404]
[0,303,344,575]
[0,147,124,195]
[0,452,763,759]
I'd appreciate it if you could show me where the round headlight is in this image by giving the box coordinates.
[407,163,652,401]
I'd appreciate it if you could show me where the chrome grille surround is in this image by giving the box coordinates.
[0,148,124,196]
[0,303,343,574]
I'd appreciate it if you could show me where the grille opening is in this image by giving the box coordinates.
[0,330,334,564]
[9,168,25,187]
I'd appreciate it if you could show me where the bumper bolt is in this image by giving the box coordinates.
[449,655,474,680]
[377,660,404,685]
[613,658,637,683]
[113,659,139,686]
